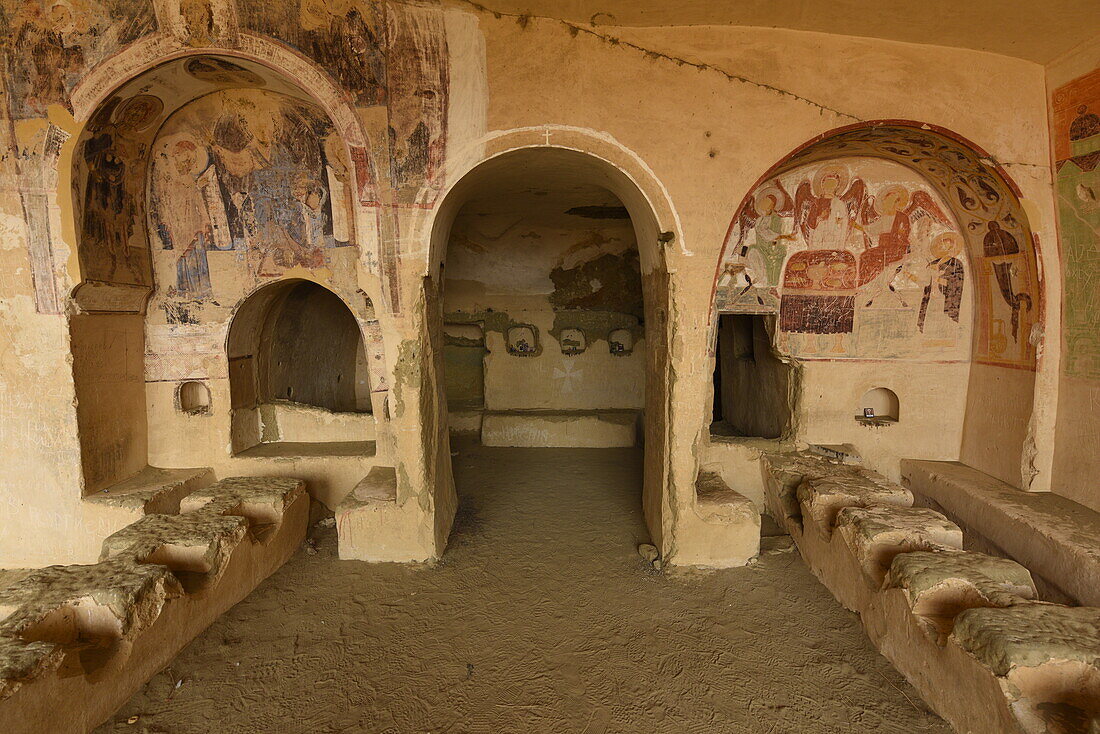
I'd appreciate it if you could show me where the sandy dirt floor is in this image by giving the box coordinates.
[96,442,950,733]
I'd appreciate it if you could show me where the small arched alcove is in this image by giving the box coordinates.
[227,279,374,455]
[858,387,900,424]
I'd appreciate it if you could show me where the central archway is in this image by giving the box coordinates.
[428,145,673,547]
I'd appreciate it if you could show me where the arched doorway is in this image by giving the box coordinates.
[428,146,671,544]
[226,279,374,455]
[67,50,383,493]
[709,122,1042,488]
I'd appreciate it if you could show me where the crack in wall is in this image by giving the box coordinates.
[452,0,863,122]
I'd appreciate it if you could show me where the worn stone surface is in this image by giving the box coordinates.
[834,505,962,584]
[903,460,1100,606]
[887,549,1036,605]
[798,474,913,534]
[0,559,180,641]
[954,605,1100,677]
[180,477,306,522]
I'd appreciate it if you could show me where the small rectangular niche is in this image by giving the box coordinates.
[711,314,792,439]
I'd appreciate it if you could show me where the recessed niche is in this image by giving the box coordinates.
[178,381,211,414]
[506,325,538,356]
[857,387,899,424]
[609,329,633,356]
[559,328,586,355]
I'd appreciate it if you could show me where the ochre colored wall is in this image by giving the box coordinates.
[69,313,148,493]
[1048,38,1100,512]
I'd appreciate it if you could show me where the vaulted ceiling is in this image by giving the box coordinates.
[470,0,1100,64]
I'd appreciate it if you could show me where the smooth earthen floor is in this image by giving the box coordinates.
[97,443,950,733]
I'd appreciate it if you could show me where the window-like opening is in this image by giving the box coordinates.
[227,280,374,455]
[559,328,586,355]
[858,387,900,424]
[178,381,211,414]
[443,323,486,411]
[712,314,791,439]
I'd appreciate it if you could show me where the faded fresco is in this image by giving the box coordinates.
[1052,68,1100,379]
[236,0,387,106]
[716,127,1040,368]
[385,1,448,195]
[717,157,971,360]
[73,90,166,286]
[0,0,156,118]
[149,88,355,311]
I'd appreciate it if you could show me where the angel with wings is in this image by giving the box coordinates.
[858,184,953,307]
[730,180,796,286]
[858,184,951,287]
[793,164,875,254]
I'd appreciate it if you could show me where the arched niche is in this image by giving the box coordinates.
[227,279,376,454]
[711,122,1042,486]
[428,145,673,546]
[67,51,373,492]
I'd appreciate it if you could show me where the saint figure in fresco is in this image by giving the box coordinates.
[917,232,966,342]
[858,185,950,286]
[858,184,951,307]
[776,164,870,354]
[733,182,796,285]
[982,221,1019,257]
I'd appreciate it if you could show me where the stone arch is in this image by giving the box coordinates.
[225,277,383,453]
[68,40,378,310]
[66,42,381,494]
[710,120,1044,487]
[425,137,678,548]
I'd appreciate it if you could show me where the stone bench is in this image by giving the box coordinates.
[335,466,434,563]
[761,449,1100,733]
[901,460,1100,606]
[884,549,1036,644]
[759,450,895,532]
[798,474,913,536]
[835,505,962,588]
[672,471,759,568]
[953,605,1100,732]
[0,476,307,734]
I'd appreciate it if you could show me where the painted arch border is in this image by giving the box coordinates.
[709,118,1046,371]
[66,32,383,311]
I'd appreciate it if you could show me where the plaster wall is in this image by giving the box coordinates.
[442,184,645,414]
[1047,37,1100,512]
[70,313,148,493]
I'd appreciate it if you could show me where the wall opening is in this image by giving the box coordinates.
[858,387,900,423]
[178,381,212,414]
[437,149,646,449]
[429,146,670,539]
[227,279,374,454]
[711,314,792,439]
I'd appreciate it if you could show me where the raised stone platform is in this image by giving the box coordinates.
[901,460,1100,606]
[762,451,1100,733]
[671,471,759,568]
[334,466,434,563]
[481,410,638,448]
[0,476,307,734]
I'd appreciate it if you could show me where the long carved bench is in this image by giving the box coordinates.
[0,476,307,734]
[762,451,1100,733]
[902,460,1100,607]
